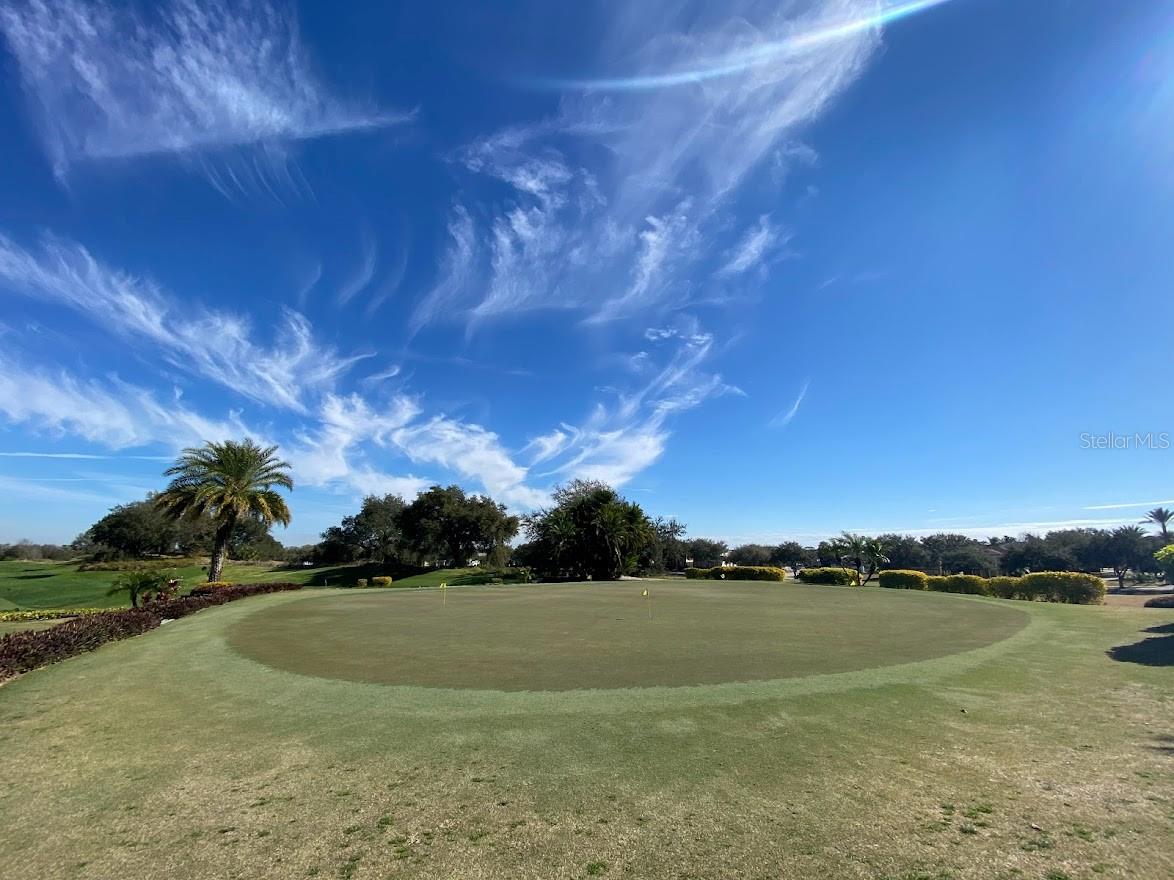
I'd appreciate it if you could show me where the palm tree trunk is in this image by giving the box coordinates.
[208,515,236,583]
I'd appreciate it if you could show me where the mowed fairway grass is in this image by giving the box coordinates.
[1,582,1171,880]
[0,559,488,610]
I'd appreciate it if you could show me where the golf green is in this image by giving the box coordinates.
[227,581,1028,690]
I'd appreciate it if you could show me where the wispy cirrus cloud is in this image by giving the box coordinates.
[0,451,171,461]
[1083,499,1174,511]
[0,0,408,182]
[0,232,364,413]
[770,379,811,429]
[531,320,741,486]
[410,1,890,331]
[0,356,251,450]
[717,215,788,278]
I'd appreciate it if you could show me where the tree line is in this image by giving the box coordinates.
[9,436,1173,588]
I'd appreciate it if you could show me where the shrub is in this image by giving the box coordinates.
[1155,545,1174,583]
[371,576,393,587]
[187,581,234,596]
[108,569,178,607]
[356,578,368,588]
[930,574,989,596]
[1144,594,1174,608]
[1018,572,1105,605]
[797,567,859,586]
[711,565,787,581]
[684,567,710,579]
[0,583,301,681]
[878,569,929,590]
[987,576,1022,600]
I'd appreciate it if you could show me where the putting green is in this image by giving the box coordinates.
[227,581,1028,691]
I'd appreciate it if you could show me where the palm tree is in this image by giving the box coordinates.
[156,439,293,583]
[861,537,890,585]
[839,532,869,583]
[1142,507,1172,544]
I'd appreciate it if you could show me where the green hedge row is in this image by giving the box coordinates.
[684,565,787,582]
[878,570,1105,604]
[796,567,860,586]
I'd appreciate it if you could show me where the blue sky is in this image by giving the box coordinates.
[0,0,1171,546]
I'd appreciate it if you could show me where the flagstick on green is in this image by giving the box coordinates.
[441,581,447,607]
[643,587,651,620]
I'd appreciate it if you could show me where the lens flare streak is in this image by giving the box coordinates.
[527,0,957,91]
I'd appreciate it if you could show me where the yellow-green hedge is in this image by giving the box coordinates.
[796,567,859,586]
[371,576,393,587]
[878,569,929,590]
[684,566,787,581]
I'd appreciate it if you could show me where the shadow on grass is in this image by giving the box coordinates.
[1150,735,1174,756]
[1107,624,1174,667]
[13,573,56,580]
[300,563,425,587]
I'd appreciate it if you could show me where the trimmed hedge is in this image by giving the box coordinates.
[932,574,989,596]
[987,576,1022,600]
[356,578,369,588]
[880,571,1104,605]
[683,566,787,582]
[0,582,302,682]
[878,569,929,590]
[716,565,786,581]
[1017,571,1105,605]
[371,576,393,587]
[797,567,859,586]
[1144,594,1174,608]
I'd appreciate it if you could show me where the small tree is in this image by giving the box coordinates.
[771,541,815,576]
[107,569,172,608]
[1109,525,1148,590]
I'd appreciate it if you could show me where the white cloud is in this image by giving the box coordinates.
[523,430,571,466]
[0,0,407,177]
[410,205,478,332]
[716,215,787,277]
[770,379,810,428]
[0,451,171,461]
[0,232,364,412]
[1083,499,1174,511]
[335,229,379,306]
[389,417,550,509]
[408,1,885,332]
[0,357,249,450]
[536,322,740,487]
[286,393,420,489]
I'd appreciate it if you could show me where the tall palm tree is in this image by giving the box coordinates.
[156,439,293,583]
[1142,507,1172,544]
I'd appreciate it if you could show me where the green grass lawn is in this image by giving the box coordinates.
[0,581,1170,879]
[0,559,425,610]
[0,619,60,637]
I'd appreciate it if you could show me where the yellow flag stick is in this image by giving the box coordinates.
[643,587,651,620]
[441,581,447,606]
